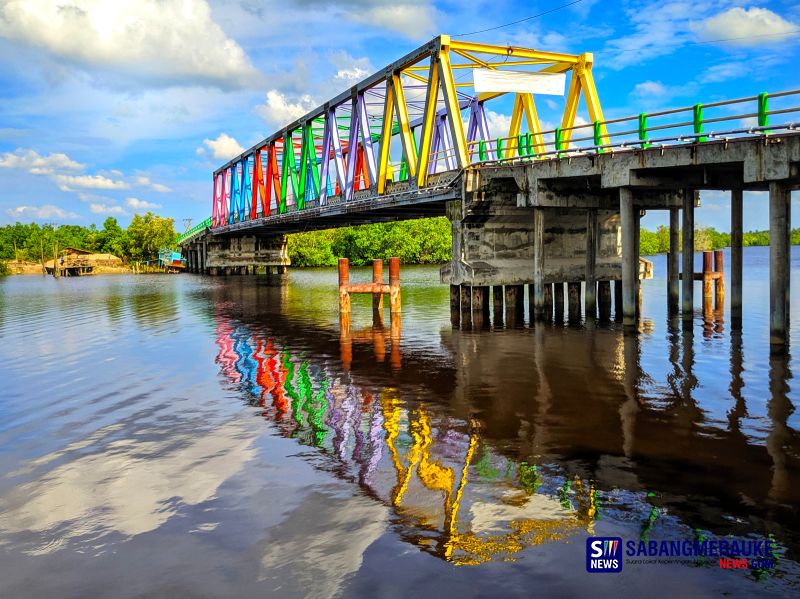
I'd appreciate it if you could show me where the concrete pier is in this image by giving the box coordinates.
[668,207,680,313]
[731,188,743,325]
[769,182,791,350]
[681,189,695,316]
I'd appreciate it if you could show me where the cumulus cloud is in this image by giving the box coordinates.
[134,175,171,192]
[7,204,79,220]
[89,202,126,215]
[199,133,244,161]
[254,90,317,129]
[126,197,161,210]
[53,174,129,191]
[695,7,798,45]
[0,0,260,88]
[0,149,84,175]
[329,51,373,85]
[485,110,512,139]
[346,3,438,40]
[632,80,670,98]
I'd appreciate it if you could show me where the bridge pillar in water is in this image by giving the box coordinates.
[180,233,290,278]
[769,182,791,352]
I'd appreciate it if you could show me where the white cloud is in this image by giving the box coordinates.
[350,5,439,41]
[329,51,373,85]
[126,197,161,210]
[89,202,126,215]
[695,7,798,45]
[53,174,129,191]
[632,80,670,98]
[0,148,84,175]
[134,175,171,192]
[485,110,512,139]
[199,133,244,161]
[0,0,260,88]
[254,90,317,129]
[6,204,78,220]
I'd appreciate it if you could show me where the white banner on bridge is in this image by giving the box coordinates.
[472,69,566,96]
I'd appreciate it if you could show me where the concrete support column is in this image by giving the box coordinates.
[769,182,791,351]
[682,189,695,315]
[668,207,680,313]
[532,208,545,320]
[620,187,637,326]
[505,285,523,326]
[598,280,612,320]
[731,187,743,325]
[567,282,581,322]
[460,284,471,329]
[493,286,504,327]
[450,285,460,327]
[585,209,597,318]
[472,286,490,329]
[554,282,564,323]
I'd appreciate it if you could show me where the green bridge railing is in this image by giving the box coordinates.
[177,217,212,245]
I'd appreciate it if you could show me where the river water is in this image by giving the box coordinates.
[0,246,798,598]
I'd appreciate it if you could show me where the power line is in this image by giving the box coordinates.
[454,0,587,37]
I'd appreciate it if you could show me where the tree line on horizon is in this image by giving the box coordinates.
[1,216,799,275]
[0,213,177,269]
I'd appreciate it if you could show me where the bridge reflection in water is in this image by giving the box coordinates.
[210,280,798,570]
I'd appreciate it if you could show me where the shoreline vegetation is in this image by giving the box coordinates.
[2,216,799,275]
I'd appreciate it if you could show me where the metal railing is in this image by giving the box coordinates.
[198,89,800,233]
[177,217,212,244]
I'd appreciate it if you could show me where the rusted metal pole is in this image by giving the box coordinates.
[372,259,384,314]
[702,251,713,299]
[338,258,350,314]
[389,257,401,314]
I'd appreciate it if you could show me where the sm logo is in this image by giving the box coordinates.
[586,537,623,573]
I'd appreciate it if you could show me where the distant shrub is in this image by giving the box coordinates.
[0,261,9,276]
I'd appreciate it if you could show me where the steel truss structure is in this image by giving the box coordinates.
[210,34,606,227]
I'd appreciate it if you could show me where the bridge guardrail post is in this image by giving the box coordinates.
[693,104,707,142]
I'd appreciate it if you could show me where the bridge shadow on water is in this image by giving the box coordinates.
[207,276,799,578]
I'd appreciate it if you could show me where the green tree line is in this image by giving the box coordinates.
[639,225,800,255]
[3,215,799,275]
[0,213,177,266]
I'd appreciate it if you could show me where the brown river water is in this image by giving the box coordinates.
[0,245,798,598]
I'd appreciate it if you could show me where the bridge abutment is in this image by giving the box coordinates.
[180,234,290,279]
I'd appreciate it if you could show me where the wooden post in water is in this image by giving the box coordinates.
[682,189,695,315]
[730,188,743,325]
[389,257,401,314]
[769,181,790,351]
[702,251,714,300]
[338,258,350,314]
[667,207,680,313]
[714,249,725,310]
[585,210,597,318]
[52,241,60,279]
[505,285,522,326]
[450,285,460,327]
[493,286,503,327]
[372,259,384,315]
[598,280,612,320]
[554,282,565,323]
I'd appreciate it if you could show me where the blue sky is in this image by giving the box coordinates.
[0,0,799,232]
